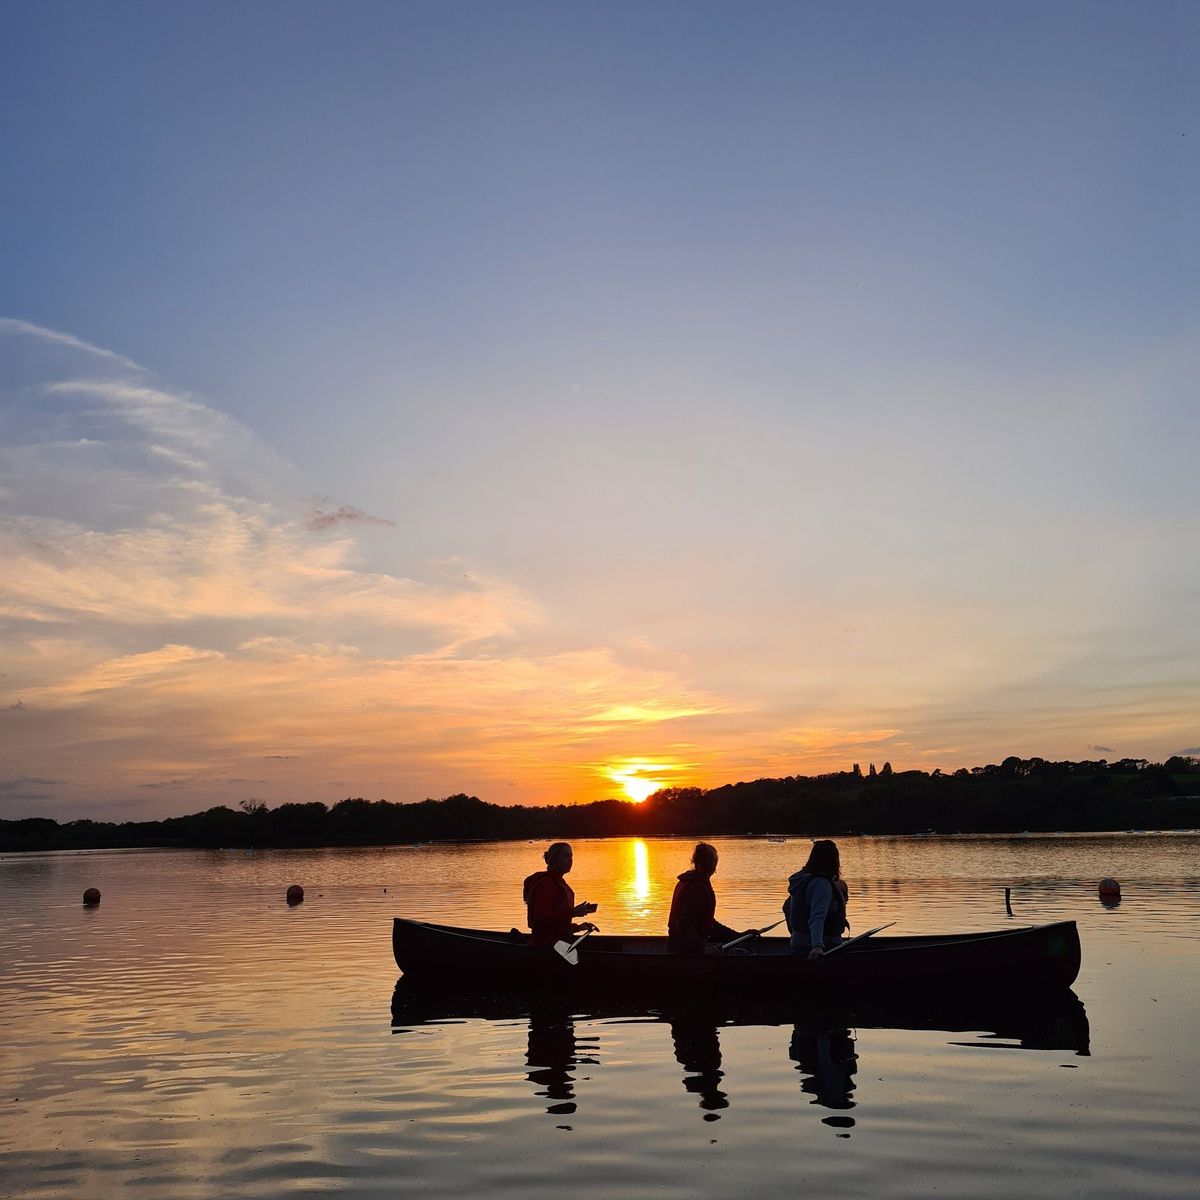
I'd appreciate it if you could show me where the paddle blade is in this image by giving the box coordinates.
[553,940,580,966]
[824,921,896,956]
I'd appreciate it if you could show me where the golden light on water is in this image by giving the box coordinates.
[632,839,650,900]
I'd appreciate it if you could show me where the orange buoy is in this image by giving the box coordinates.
[1098,877,1121,898]
[82,887,101,907]
[286,884,304,905]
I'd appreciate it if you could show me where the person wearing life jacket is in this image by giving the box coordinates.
[783,839,849,960]
[667,842,746,955]
[523,842,599,948]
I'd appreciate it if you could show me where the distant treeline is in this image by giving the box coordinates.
[2,756,1199,852]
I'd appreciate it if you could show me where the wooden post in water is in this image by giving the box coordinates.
[1004,886,1013,916]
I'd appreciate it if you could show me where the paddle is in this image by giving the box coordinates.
[720,919,786,951]
[821,921,896,957]
[553,927,595,966]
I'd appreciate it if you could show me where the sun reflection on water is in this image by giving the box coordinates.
[632,839,651,901]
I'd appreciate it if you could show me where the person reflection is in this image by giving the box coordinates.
[789,1025,857,1129]
[670,1012,728,1119]
[526,1002,598,1117]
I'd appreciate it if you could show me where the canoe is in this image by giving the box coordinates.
[392,917,1081,993]
[389,977,1091,1057]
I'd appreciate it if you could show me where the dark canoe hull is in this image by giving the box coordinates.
[392,917,1081,994]
[389,976,1091,1056]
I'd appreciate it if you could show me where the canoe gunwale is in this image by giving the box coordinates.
[392,916,1082,991]
[395,916,1073,956]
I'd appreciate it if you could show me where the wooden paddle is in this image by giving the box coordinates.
[553,927,595,966]
[821,921,896,956]
[720,919,786,951]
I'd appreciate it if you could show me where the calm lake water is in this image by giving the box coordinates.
[2,833,1197,1199]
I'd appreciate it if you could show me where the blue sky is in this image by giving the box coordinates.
[1,2,1197,818]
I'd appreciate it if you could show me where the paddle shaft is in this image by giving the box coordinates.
[821,921,896,956]
[720,918,786,951]
[566,927,594,954]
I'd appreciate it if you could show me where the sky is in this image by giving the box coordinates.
[1,1,1197,820]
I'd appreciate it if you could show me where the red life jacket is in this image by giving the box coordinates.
[523,870,575,947]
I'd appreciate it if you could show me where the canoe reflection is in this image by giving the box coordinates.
[391,983,1089,1124]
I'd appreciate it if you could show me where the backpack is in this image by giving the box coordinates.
[523,870,550,927]
[783,873,848,938]
[782,874,817,934]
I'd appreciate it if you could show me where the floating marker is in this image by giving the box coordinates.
[286,884,304,905]
[1098,877,1121,898]
[82,887,101,907]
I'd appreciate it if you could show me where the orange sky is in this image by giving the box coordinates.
[4,320,1199,819]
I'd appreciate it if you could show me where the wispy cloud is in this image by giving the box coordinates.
[0,776,61,802]
[1090,744,1115,754]
[0,317,143,372]
[0,319,732,816]
[306,504,394,531]
[5,317,1198,819]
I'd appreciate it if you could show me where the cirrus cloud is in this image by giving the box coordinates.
[0,318,733,818]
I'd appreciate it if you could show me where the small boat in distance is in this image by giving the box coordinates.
[392,918,1081,993]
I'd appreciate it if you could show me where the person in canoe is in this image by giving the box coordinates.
[523,842,599,948]
[784,839,849,960]
[667,842,748,955]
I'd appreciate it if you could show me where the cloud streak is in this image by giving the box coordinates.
[0,317,144,372]
[306,504,395,531]
[3,318,1198,820]
[0,319,735,817]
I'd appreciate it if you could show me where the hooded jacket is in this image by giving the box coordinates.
[783,870,848,952]
[667,869,740,955]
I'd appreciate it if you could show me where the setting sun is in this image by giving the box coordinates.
[621,775,660,803]
[606,762,670,803]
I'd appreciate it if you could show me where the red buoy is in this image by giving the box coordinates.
[1098,877,1121,898]
[286,884,304,905]
[82,887,101,907]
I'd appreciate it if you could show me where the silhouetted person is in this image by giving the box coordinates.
[790,1025,857,1115]
[667,842,746,955]
[523,842,598,948]
[669,1009,728,1117]
[526,1001,599,1116]
[784,839,849,959]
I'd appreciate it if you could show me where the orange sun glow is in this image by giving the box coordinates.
[607,763,667,803]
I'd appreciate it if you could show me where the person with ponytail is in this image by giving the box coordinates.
[667,842,746,955]
[523,842,599,948]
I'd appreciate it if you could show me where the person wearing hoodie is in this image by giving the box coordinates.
[667,842,746,955]
[784,840,849,960]
[523,842,599,948]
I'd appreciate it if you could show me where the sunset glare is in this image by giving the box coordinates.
[621,777,662,805]
[606,764,668,804]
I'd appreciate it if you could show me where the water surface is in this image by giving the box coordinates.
[2,834,1197,1198]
